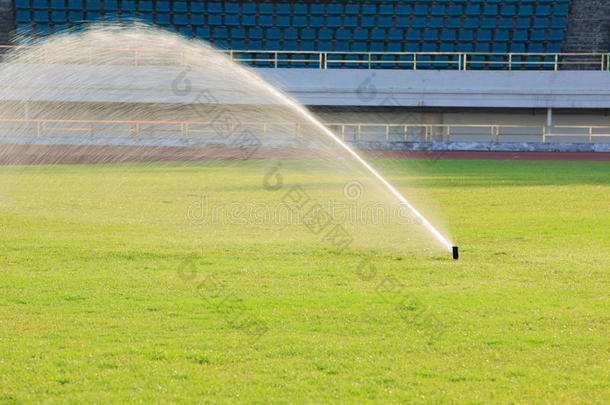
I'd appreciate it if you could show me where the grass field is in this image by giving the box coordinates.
[0,158,608,403]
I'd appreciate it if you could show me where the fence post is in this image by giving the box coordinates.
[542,126,546,143]
[385,125,389,140]
[554,54,558,71]
[341,124,345,141]
[413,53,417,70]
[358,124,361,140]
[404,125,408,141]
[509,53,512,70]
[589,127,593,143]
[446,125,450,142]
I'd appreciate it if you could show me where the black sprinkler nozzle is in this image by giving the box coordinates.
[452,246,459,260]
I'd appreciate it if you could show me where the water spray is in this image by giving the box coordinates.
[252,78,455,253]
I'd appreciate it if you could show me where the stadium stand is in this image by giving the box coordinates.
[5,0,593,69]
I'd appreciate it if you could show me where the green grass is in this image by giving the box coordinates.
[0,158,608,403]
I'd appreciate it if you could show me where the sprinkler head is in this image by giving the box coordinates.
[452,246,459,260]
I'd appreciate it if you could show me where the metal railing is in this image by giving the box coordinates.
[0,118,608,144]
[1,45,610,71]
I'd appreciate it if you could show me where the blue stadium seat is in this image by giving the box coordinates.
[121,1,135,12]
[86,0,100,11]
[551,18,567,29]
[344,4,358,15]
[248,28,262,40]
[406,30,420,42]
[353,29,367,41]
[16,11,31,24]
[259,15,273,27]
[104,1,118,11]
[362,4,376,15]
[208,2,222,13]
[446,18,461,29]
[190,14,204,26]
[361,16,376,28]
[477,30,492,42]
[68,0,82,11]
[328,4,341,15]
[85,11,100,21]
[35,24,51,36]
[499,18,514,29]
[213,27,228,40]
[484,5,498,16]
[414,5,428,16]
[554,4,569,16]
[138,13,153,24]
[327,16,341,28]
[464,18,479,29]
[531,30,546,42]
[549,30,564,42]
[466,4,480,16]
[423,30,438,41]
[310,4,324,15]
[518,5,533,16]
[68,11,83,22]
[396,4,410,16]
[225,15,240,26]
[412,18,427,29]
[388,29,403,42]
[431,5,446,16]
[15,0,30,10]
[276,3,290,15]
[191,2,205,13]
[459,30,474,42]
[231,28,245,39]
[242,15,256,27]
[448,5,462,16]
[380,4,394,16]
[294,4,308,15]
[266,28,280,40]
[225,2,239,14]
[318,28,332,41]
[51,11,66,23]
[536,5,551,16]
[501,5,516,16]
[207,15,221,26]
[430,18,444,29]
[155,14,170,25]
[173,14,188,26]
[33,0,48,10]
[34,11,49,23]
[173,2,187,13]
[179,27,193,38]
[379,17,393,28]
[513,30,528,42]
[138,1,152,12]
[492,32,508,46]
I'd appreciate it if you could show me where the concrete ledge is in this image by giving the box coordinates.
[351,141,610,153]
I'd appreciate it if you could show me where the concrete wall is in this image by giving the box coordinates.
[0,0,13,46]
[2,64,610,109]
[564,0,610,53]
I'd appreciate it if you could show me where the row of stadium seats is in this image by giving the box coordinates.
[15,1,571,15]
[17,12,568,30]
[13,0,572,68]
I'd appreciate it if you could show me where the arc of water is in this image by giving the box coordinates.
[251,76,454,251]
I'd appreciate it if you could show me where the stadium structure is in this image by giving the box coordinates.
[1,0,610,152]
